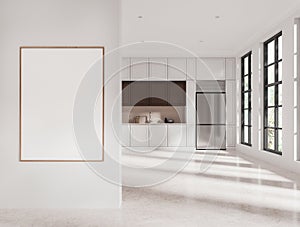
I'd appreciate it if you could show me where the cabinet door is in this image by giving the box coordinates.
[131,125,148,147]
[197,58,225,80]
[167,125,187,147]
[226,81,236,125]
[225,58,236,80]
[121,58,131,80]
[168,58,186,80]
[149,125,167,147]
[187,58,196,80]
[150,81,169,106]
[226,125,236,147]
[186,81,196,124]
[168,82,186,106]
[131,58,148,80]
[121,124,131,147]
[186,124,195,147]
[122,81,131,106]
[149,58,167,80]
[130,81,150,106]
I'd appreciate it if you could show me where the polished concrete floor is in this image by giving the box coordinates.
[1,149,300,226]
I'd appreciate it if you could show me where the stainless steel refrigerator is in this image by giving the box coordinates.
[196,81,226,150]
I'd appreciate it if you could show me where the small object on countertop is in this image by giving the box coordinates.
[135,116,147,124]
[164,118,174,123]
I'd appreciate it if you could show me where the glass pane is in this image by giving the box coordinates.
[278,129,282,152]
[244,93,248,108]
[267,65,275,84]
[244,110,248,125]
[278,84,282,106]
[244,126,249,143]
[268,86,275,106]
[244,57,249,75]
[267,129,275,150]
[278,107,282,128]
[278,35,282,60]
[267,108,275,127]
[244,76,249,91]
[268,40,275,64]
[278,61,282,81]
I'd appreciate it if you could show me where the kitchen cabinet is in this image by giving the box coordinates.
[197,58,225,80]
[121,58,131,80]
[131,125,148,147]
[225,58,236,80]
[186,124,195,147]
[187,58,196,80]
[121,124,131,147]
[168,58,186,80]
[149,58,167,80]
[226,125,236,147]
[149,125,167,147]
[130,81,150,106]
[186,81,196,124]
[131,58,148,80]
[226,81,236,125]
[167,124,187,147]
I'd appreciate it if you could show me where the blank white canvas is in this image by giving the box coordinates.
[21,48,104,161]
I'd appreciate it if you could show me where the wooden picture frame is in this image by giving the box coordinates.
[19,46,105,162]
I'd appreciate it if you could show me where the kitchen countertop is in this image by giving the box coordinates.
[122,123,187,125]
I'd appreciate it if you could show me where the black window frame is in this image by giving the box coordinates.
[263,31,283,155]
[241,51,252,146]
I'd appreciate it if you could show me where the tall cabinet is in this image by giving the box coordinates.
[225,58,237,147]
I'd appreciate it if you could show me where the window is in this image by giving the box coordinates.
[263,32,283,155]
[241,52,252,146]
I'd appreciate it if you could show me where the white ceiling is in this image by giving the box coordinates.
[121,0,300,57]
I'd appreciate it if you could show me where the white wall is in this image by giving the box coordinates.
[236,10,300,174]
[0,0,121,208]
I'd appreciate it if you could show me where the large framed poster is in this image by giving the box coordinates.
[20,46,104,162]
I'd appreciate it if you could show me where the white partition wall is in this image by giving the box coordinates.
[0,0,121,209]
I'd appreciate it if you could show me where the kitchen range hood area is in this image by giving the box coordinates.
[120,58,236,149]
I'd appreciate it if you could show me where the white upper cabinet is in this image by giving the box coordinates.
[149,125,167,147]
[197,58,225,80]
[131,58,148,80]
[149,58,167,80]
[226,80,236,125]
[225,58,236,80]
[187,58,196,80]
[168,58,186,80]
[121,58,131,80]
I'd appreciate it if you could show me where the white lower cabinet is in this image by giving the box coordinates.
[167,125,187,147]
[131,125,148,147]
[149,125,167,147]
[186,124,195,147]
[226,125,236,147]
[121,124,131,147]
